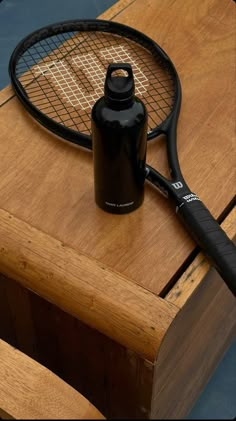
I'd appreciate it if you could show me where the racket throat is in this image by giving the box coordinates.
[145,165,187,200]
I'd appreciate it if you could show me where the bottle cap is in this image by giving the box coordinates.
[104,63,135,102]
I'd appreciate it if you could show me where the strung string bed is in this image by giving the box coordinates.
[15,30,175,135]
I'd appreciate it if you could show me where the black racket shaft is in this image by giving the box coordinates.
[177,197,236,295]
[147,166,236,296]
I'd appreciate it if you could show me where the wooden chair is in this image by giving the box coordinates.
[0,339,104,419]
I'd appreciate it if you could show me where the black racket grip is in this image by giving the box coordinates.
[177,199,236,296]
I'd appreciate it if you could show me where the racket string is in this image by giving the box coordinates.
[15,30,176,135]
[29,44,82,130]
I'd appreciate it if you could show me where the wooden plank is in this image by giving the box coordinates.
[166,206,236,307]
[0,339,104,419]
[0,208,178,362]
[0,86,15,107]
[99,0,135,20]
[0,275,154,419]
[2,274,38,358]
[0,276,16,346]
[0,0,234,294]
[1,264,235,419]
[151,268,236,419]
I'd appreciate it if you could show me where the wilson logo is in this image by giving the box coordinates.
[172,182,183,189]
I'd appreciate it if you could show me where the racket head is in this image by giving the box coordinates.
[9,19,181,149]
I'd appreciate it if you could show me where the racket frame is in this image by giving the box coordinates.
[9,19,181,153]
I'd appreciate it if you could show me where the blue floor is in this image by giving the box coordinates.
[187,340,236,420]
[0,1,235,419]
[0,0,118,88]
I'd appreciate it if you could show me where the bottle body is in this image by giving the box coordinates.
[92,96,147,214]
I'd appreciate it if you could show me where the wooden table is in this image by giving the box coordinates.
[0,0,235,418]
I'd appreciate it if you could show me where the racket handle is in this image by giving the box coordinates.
[177,198,236,296]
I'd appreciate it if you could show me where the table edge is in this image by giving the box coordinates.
[0,207,178,362]
[166,206,236,307]
[1,205,234,361]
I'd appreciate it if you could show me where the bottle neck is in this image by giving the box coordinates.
[104,95,135,110]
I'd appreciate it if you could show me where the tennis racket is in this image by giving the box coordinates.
[8,19,236,296]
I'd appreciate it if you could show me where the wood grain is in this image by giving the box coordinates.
[0,86,14,106]
[166,206,236,307]
[0,274,154,419]
[1,261,235,419]
[99,0,135,20]
[0,208,178,362]
[0,339,104,419]
[151,267,236,419]
[0,0,235,294]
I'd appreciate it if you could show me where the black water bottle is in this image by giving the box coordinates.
[91,63,147,214]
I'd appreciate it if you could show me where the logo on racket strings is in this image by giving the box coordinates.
[35,45,149,110]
